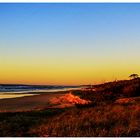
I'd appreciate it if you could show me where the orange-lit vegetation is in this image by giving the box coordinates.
[0,78,140,137]
[49,92,91,108]
[30,104,140,137]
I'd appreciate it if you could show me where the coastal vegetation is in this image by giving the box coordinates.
[0,77,140,137]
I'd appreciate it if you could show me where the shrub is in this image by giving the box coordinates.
[123,84,140,97]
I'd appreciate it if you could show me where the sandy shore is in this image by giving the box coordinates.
[0,90,91,112]
[0,92,66,112]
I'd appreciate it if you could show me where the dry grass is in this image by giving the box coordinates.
[29,103,140,137]
[49,92,91,108]
[0,78,140,137]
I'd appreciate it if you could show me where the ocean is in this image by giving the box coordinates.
[0,84,82,99]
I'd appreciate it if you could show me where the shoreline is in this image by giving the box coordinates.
[0,90,83,112]
[0,91,67,112]
[0,87,83,100]
[0,90,68,99]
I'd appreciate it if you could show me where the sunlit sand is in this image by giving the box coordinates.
[0,93,35,99]
[0,91,89,112]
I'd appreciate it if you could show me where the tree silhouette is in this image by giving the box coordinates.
[129,74,139,79]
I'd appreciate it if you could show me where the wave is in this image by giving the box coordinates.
[0,84,81,93]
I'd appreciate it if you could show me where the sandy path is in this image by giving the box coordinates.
[0,93,65,112]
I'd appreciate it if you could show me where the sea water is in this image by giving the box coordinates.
[0,85,82,99]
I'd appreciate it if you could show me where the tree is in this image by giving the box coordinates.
[129,74,139,79]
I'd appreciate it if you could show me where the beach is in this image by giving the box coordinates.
[0,92,66,112]
[0,90,90,112]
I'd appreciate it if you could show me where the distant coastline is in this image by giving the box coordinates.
[0,84,83,99]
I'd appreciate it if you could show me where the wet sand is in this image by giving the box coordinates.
[0,92,67,112]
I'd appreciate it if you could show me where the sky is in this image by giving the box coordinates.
[0,3,140,85]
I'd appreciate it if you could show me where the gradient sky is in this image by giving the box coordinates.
[0,3,140,85]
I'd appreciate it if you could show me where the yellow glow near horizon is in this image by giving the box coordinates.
[0,55,139,85]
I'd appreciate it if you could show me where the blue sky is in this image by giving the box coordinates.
[0,3,140,85]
